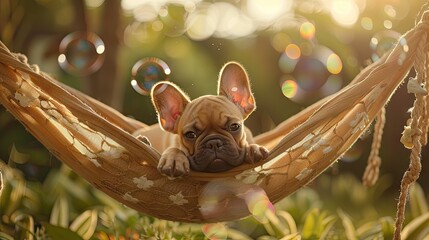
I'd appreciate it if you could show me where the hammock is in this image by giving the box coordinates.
[0,8,428,227]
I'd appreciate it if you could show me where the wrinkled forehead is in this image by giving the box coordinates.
[180,96,242,128]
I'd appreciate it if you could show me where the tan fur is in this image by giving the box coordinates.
[133,62,268,177]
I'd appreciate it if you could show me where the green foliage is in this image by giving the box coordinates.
[1,151,429,239]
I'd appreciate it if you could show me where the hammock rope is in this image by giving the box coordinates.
[0,6,428,230]
[395,22,428,239]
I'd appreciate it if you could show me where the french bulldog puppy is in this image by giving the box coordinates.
[133,62,268,177]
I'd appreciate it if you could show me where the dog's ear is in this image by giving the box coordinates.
[218,62,255,119]
[151,82,190,133]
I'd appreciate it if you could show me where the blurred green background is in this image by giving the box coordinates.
[1,0,429,239]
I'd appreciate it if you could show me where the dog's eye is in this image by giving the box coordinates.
[184,131,197,139]
[228,123,241,132]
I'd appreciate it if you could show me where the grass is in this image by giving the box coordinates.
[1,148,429,240]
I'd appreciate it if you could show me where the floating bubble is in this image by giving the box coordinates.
[294,57,328,91]
[341,140,365,163]
[370,30,401,62]
[281,79,298,98]
[199,180,251,221]
[58,31,105,75]
[202,223,228,240]
[279,45,343,105]
[199,179,274,223]
[321,75,343,96]
[300,22,316,40]
[130,58,171,95]
[279,51,298,73]
[361,17,373,31]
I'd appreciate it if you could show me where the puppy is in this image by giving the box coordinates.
[133,62,268,177]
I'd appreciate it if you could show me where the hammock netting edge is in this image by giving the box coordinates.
[0,10,428,223]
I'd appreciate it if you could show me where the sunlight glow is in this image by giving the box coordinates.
[246,0,292,25]
[329,0,359,27]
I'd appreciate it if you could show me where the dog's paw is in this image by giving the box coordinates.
[245,144,269,164]
[158,148,190,177]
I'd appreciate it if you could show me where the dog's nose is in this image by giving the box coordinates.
[205,138,223,150]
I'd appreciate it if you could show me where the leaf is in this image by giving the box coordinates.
[49,195,69,228]
[402,212,429,240]
[226,228,253,240]
[379,216,394,239]
[44,222,83,240]
[69,209,98,240]
[337,209,357,240]
[277,210,298,233]
[0,232,14,240]
[279,233,301,240]
[13,213,34,240]
[301,208,323,239]
[264,210,290,237]
[356,220,382,239]
[320,215,337,239]
[9,144,30,164]
[0,162,25,215]
[410,183,429,219]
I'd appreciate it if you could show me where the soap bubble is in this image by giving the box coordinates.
[58,32,105,75]
[130,57,171,95]
[279,45,343,105]
[370,30,401,62]
[199,179,274,223]
[342,140,365,163]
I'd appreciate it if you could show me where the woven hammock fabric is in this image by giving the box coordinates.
[0,11,428,222]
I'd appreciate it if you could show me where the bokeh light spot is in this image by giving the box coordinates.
[186,6,218,40]
[329,0,359,27]
[384,5,397,18]
[130,58,170,95]
[281,79,298,98]
[326,53,343,74]
[300,22,316,40]
[384,20,393,29]
[271,32,291,52]
[285,44,301,60]
[361,17,373,31]
[246,0,292,24]
[58,32,105,76]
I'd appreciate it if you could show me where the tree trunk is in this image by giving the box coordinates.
[90,0,122,110]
